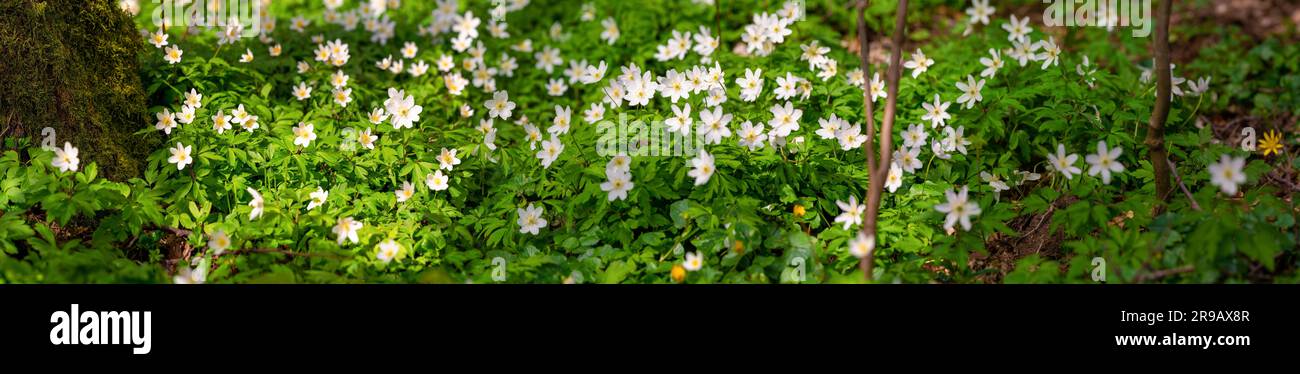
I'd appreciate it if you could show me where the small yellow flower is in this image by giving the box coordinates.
[1260,130,1284,157]
[792,204,806,218]
[732,240,745,255]
[670,264,686,283]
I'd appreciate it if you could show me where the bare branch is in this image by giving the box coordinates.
[875,0,907,179]
[1167,159,1201,211]
[1266,170,1300,192]
[856,0,908,281]
[221,247,347,259]
[856,0,877,172]
[1145,0,1173,209]
[1132,265,1195,283]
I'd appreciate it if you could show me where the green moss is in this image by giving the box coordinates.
[0,0,158,180]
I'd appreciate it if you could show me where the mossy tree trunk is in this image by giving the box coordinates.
[0,0,157,179]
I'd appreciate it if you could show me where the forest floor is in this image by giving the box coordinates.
[846,0,1300,282]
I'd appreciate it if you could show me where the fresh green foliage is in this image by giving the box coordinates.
[2,0,1297,284]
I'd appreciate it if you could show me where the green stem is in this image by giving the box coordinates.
[1179,95,1204,129]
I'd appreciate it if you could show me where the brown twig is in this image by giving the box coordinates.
[162,226,193,237]
[855,0,908,281]
[1145,0,1173,210]
[0,111,15,140]
[1166,159,1201,211]
[1021,201,1059,237]
[221,247,347,259]
[142,227,343,261]
[1131,265,1195,283]
[1266,170,1300,192]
